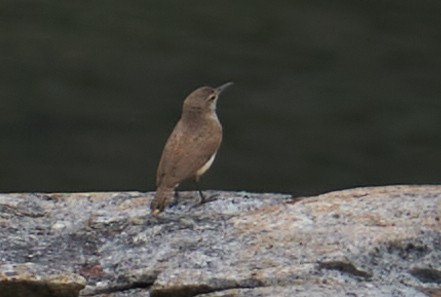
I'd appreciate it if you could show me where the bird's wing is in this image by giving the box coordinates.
[156,121,221,188]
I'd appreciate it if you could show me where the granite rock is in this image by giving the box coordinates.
[0,186,440,297]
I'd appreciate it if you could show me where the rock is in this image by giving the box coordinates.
[0,263,86,297]
[0,186,440,297]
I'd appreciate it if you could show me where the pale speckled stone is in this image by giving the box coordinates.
[0,186,440,297]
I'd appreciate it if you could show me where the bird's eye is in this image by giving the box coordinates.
[208,95,217,101]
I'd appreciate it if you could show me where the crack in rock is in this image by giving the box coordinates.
[319,260,373,279]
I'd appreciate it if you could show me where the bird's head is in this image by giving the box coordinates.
[183,82,233,114]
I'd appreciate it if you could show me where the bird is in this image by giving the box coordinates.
[150,82,233,215]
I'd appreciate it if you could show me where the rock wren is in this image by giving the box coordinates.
[150,82,233,215]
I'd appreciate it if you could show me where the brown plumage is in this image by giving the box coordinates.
[150,82,233,215]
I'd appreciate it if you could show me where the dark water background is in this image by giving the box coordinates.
[1,0,441,196]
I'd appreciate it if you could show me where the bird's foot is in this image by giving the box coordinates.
[198,192,220,206]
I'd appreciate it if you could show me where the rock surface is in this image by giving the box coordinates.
[1,186,440,297]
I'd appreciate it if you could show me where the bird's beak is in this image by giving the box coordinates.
[215,82,234,94]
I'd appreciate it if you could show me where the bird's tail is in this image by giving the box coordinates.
[150,187,174,216]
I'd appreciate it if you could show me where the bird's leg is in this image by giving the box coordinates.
[193,180,220,206]
[168,190,180,207]
[194,180,206,203]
